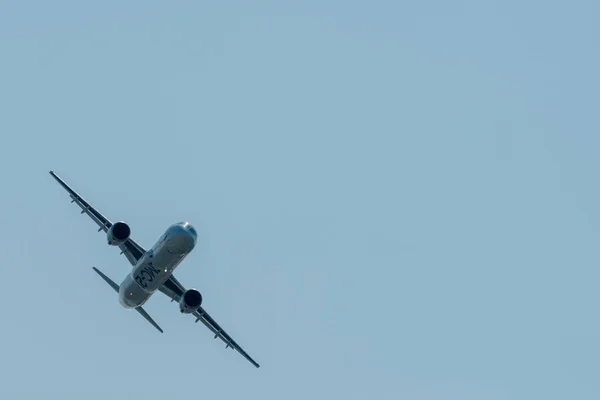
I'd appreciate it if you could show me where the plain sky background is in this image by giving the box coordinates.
[1,1,599,399]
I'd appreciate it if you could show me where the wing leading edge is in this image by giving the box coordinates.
[159,276,261,368]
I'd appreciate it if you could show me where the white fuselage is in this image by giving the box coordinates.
[118,222,197,308]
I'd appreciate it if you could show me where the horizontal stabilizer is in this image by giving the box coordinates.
[135,307,163,333]
[92,266,119,292]
[92,267,163,334]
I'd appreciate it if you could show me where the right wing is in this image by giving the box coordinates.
[193,307,261,368]
[49,170,146,266]
[159,275,260,368]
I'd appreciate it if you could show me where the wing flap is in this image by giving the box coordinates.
[69,194,110,232]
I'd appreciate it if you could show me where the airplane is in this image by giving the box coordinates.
[49,170,260,368]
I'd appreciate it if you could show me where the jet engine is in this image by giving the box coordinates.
[179,288,203,313]
[106,221,131,246]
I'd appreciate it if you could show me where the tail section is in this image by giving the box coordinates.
[92,267,164,334]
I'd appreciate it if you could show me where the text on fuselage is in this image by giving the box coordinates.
[134,264,161,289]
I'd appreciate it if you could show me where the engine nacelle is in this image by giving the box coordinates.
[106,221,131,246]
[179,288,203,313]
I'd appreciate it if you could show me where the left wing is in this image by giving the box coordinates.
[49,171,146,266]
[159,275,261,368]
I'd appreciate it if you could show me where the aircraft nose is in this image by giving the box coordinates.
[167,223,197,254]
[183,228,196,250]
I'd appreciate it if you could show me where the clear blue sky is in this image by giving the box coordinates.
[1,1,599,399]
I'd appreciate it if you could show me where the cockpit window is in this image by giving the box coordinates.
[188,226,197,236]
